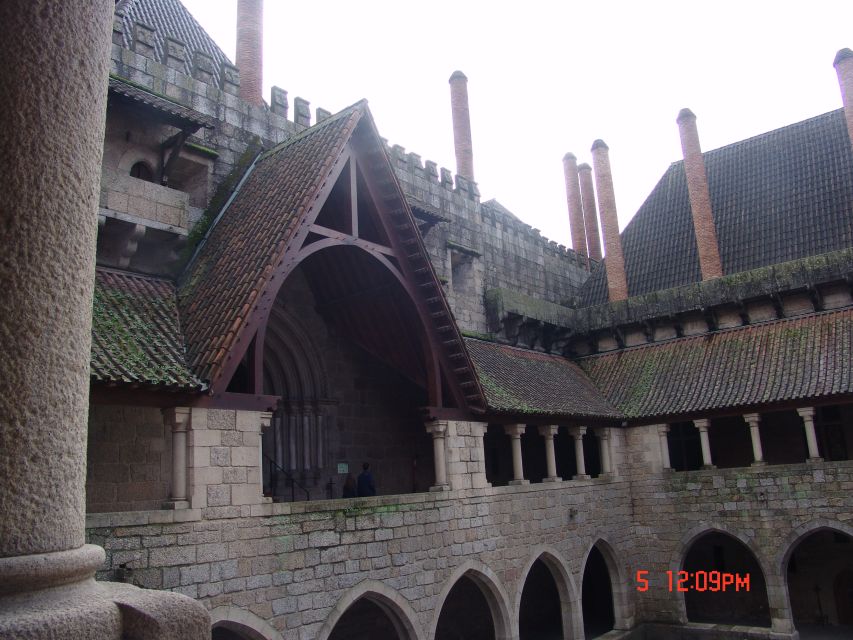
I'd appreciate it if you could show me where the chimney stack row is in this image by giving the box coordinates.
[578,163,602,262]
[590,140,629,302]
[449,71,475,181]
[562,153,589,264]
[236,0,263,106]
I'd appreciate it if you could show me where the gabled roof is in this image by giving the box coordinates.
[581,109,853,305]
[91,268,204,391]
[578,308,853,420]
[179,103,363,384]
[464,338,621,420]
[116,0,232,87]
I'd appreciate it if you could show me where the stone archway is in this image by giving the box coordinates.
[581,545,615,638]
[517,550,578,640]
[432,562,513,640]
[209,606,280,640]
[315,581,422,640]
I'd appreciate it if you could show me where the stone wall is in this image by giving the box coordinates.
[87,405,172,513]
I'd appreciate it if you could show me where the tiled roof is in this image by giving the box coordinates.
[116,0,231,87]
[578,308,853,420]
[91,268,204,391]
[464,338,621,419]
[178,103,364,384]
[581,110,853,305]
[109,75,215,130]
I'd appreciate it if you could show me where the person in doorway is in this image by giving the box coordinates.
[357,462,376,497]
[342,473,356,498]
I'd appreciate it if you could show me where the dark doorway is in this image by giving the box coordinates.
[521,428,547,484]
[484,425,513,487]
[582,546,615,638]
[554,428,577,479]
[683,532,770,627]
[519,558,563,640]
[582,430,602,478]
[328,598,406,640]
[436,575,496,640]
[787,529,853,632]
[668,421,702,471]
[211,625,258,640]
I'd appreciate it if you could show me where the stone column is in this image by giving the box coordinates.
[164,408,190,508]
[796,407,822,462]
[569,426,590,479]
[694,419,715,468]
[538,425,561,482]
[598,428,613,475]
[469,422,491,489]
[743,413,765,466]
[0,2,208,638]
[657,424,672,470]
[426,422,449,491]
[504,424,528,485]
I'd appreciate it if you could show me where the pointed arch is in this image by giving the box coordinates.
[209,606,280,640]
[431,560,513,640]
[515,546,581,640]
[580,537,633,632]
[315,580,423,640]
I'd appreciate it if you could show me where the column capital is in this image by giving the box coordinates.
[596,426,612,441]
[656,424,671,436]
[426,421,448,436]
[469,421,488,438]
[796,406,816,421]
[743,412,761,427]
[693,418,711,432]
[538,425,559,438]
[568,425,587,439]
[504,424,526,438]
[162,407,191,431]
[260,411,273,430]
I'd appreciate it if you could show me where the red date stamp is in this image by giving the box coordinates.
[636,570,750,592]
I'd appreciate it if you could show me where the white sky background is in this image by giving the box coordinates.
[182,0,853,251]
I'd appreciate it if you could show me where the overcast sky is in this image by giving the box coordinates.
[182,0,853,252]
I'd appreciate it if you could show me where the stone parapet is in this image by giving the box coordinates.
[101,169,190,229]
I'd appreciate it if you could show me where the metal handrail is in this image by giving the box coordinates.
[263,455,310,502]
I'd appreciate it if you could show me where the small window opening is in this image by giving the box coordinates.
[130,161,154,182]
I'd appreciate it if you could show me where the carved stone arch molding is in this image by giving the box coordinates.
[314,580,424,640]
[209,605,281,640]
[579,535,634,631]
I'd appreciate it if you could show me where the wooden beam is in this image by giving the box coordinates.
[350,157,358,239]
[307,224,394,257]
[196,392,279,411]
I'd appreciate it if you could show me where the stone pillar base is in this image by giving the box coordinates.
[701,464,717,470]
[161,499,190,510]
[0,545,209,639]
[429,484,450,492]
[573,474,591,480]
[542,476,562,483]
[508,479,530,486]
[807,457,824,464]
[750,461,767,467]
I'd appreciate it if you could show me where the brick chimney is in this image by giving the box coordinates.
[562,153,588,262]
[578,163,603,262]
[449,71,474,181]
[677,108,723,280]
[591,140,628,301]
[834,49,853,149]
[236,0,263,106]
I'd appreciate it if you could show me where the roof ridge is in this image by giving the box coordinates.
[96,265,176,285]
[260,100,367,162]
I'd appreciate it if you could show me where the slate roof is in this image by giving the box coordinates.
[116,0,231,87]
[464,338,621,419]
[179,103,363,384]
[578,308,853,420]
[581,110,853,305]
[91,268,204,391]
[108,75,215,130]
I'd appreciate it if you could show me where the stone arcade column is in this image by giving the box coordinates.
[598,427,613,475]
[569,426,590,479]
[504,424,529,485]
[694,419,715,469]
[538,425,561,482]
[164,408,190,508]
[657,424,673,471]
[426,422,450,491]
[796,407,823,462]
[744,413,766,466]
[0,2,207,637]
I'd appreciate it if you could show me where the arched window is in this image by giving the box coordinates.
[129,161,154,182]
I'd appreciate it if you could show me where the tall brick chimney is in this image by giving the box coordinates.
[236,0,263,106]
[562,153,588,262]
[449,71,474,181]
[578,163,603,262]
[834,49,853,149]
[677,108,723,280]
[591,140,628,301]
